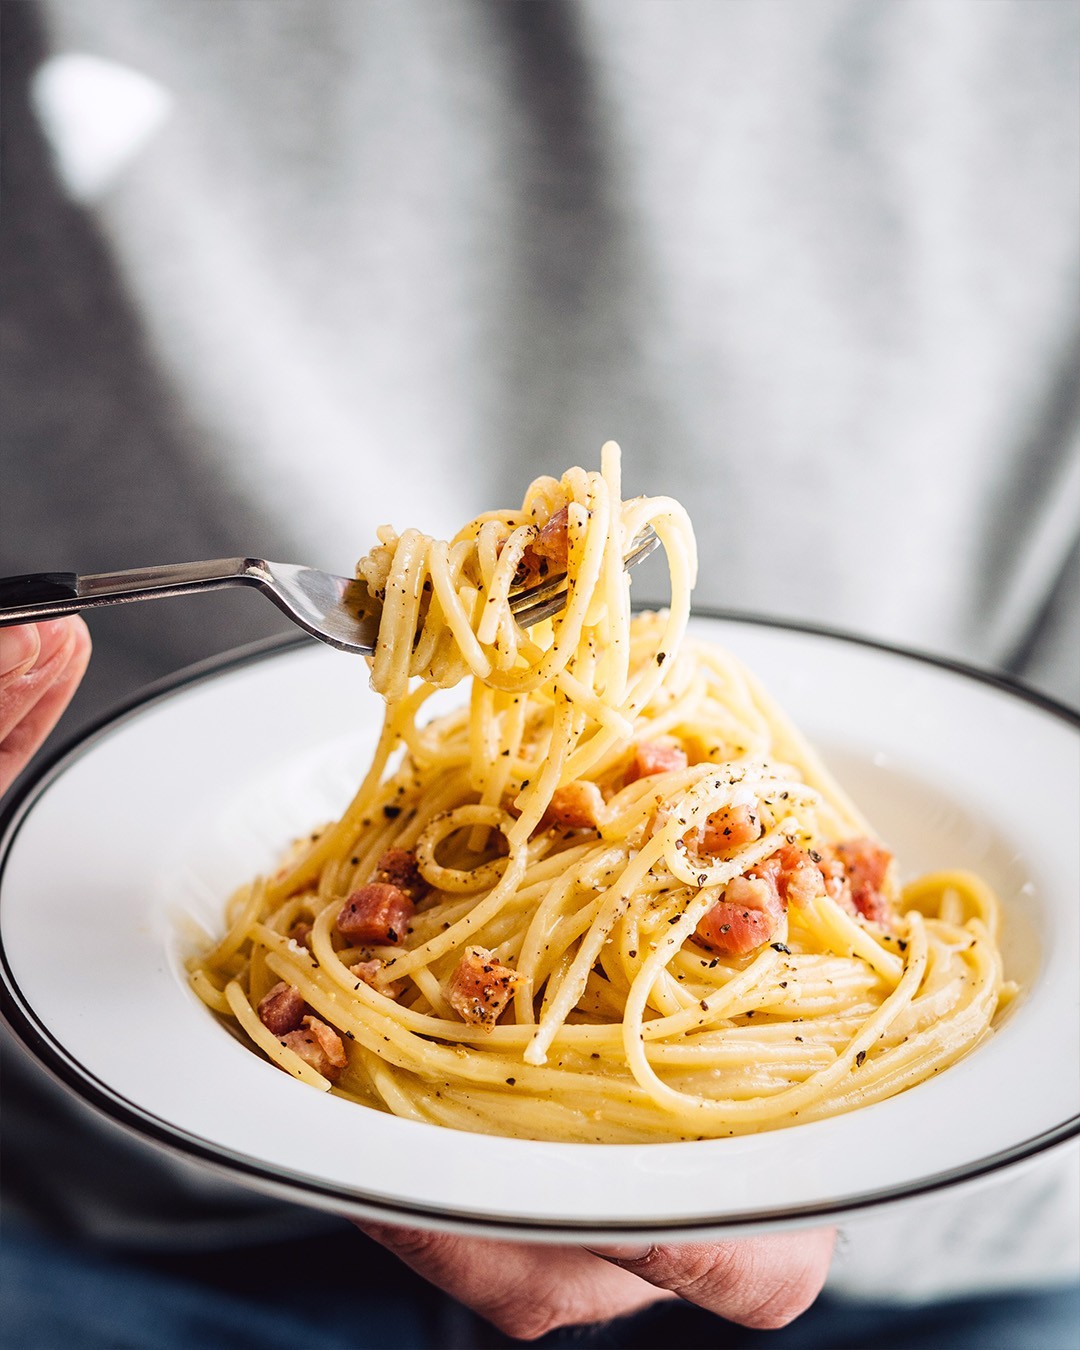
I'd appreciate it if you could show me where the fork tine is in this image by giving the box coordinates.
[510,525,659,628]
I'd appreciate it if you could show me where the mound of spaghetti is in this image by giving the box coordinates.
[189,444,1015,1142]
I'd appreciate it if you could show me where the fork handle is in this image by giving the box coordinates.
[0,559,268,625]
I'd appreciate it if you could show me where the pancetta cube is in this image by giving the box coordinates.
[336,883,414,945]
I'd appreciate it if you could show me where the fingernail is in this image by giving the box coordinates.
[0,625,41,677]
[583,1243,654,1262]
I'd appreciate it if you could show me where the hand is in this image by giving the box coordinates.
[0,618,92,796]
[357,1222,835,1340]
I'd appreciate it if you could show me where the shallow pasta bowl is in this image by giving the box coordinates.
[0,612,1077,1241]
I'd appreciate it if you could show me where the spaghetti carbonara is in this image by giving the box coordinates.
[189,445,1015,1142]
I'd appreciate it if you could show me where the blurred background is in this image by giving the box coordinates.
[2,0,1078,1344]
[4,0,1078,741]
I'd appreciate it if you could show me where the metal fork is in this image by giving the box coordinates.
[0,529,660,655]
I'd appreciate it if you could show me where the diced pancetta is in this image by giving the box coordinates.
[257,981,307,1035]
[694,844,825,956]
[695,876,783,956]
[543,781,605,831]
[825,838,894,925]
[336,882,414,945]
[625,740,689,784]
[349,959,403,1000]
[532,506,570,568]
[373,848,428,902]
[516,506,570,584]
[287,921,313,951]
[756,843,825,908]
[446,946,520,1029]
[280,1016,348,1082]
[694,802,762,855]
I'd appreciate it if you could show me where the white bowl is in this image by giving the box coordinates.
[1,614,1076,1240]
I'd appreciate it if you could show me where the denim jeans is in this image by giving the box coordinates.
[2,1220,1078,1350]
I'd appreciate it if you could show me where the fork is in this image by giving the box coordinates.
[0,530,660,655]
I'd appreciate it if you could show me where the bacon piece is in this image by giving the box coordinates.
[257,981,307,1035]
[543,781,605,831]
[336,882,415,945]
[373,848,429,902]
[818,847,851,906]
[287,921,312,951]
[349,959,403,1000]
[830,838,894,925]
[695,876,784,956]
[280,1016,347,1082]
[694,844,824,956]
[446,946,520,1029]
[756,843,824,908]
[517,506,570,584]
[529,506,569,570]
[625,740,689,785]
[695,802,762,855]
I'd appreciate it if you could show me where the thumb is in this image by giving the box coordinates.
[584,1226,836,1329]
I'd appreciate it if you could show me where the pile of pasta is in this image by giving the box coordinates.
[189,444,1015,1142]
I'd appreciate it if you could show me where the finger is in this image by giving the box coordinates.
[357,1223,673,1340]
[0,619,79,742]
[0,624,41,678]
[0,618,92,795]
[585,1227,836,1330]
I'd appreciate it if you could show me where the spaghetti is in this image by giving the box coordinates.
[190,444,1015,1142]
